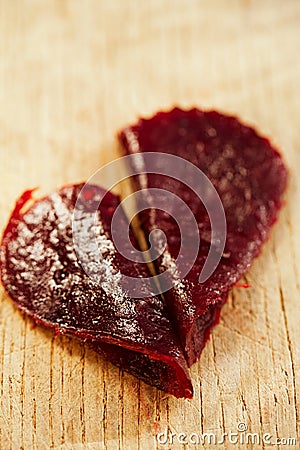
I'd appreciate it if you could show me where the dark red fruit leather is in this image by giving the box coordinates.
[119,107,288,366]
[0,107,289,398]
[0,183,193,398]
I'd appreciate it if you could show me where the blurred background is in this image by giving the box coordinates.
[0,1,299,449]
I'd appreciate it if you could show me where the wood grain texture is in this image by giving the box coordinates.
[0,1,299,449]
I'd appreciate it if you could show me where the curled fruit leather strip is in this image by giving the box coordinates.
[0,183,193,398]
[119,107,288,366]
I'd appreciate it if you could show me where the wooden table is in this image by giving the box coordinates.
[0,1,299,448]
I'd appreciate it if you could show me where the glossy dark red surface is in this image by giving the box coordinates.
[0,107,288,398]
[119,107,288,365]
[0,183,192,398]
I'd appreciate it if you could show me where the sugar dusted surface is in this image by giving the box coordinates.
[0,183,193,398]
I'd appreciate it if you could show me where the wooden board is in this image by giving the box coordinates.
[0,1,299,448]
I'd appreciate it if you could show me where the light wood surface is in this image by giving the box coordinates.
[0,1,299,449]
